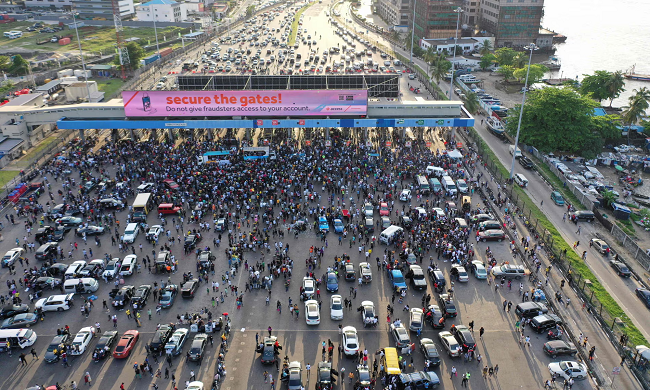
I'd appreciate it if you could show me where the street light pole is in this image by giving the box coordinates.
[152,7,161,57]
[409,0,416,65]
[71,12,91,103]
[448,7,462,142]
[509,43,538,180]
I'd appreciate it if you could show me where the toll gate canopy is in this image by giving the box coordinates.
[177,74,400,98]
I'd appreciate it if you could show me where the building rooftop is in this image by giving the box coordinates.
[0,137,24,154]
[142,0,178,5]
[421,38,479,46]
[3,93,43,107]
[35,79,62,92]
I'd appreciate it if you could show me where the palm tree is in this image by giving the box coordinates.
[605,71,626,107]
[512,53,527,69]
[621,87,650,143]
[430,55,451,85]
[479,40,493,56]
[463,91,480,114]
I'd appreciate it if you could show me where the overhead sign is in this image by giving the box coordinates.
[122,90,368,117]
[385,141,392,147]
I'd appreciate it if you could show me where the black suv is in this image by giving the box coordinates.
[181,279,200,298]
[569,210,595,223]
[437,294,457,318]
[112,285,135,309]
[149,324,175,353]
[427,269,446,289]
[35,242,58,261]
[451,325,476,352]
[519,156,534,169]
[132,285,152,307]
[530,314,562,333]
[316,361,335,390]
[35,226,54,243]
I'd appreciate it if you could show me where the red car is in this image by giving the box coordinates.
[163,179,180,190]
[379,202,390,216]
[113,330,139,358]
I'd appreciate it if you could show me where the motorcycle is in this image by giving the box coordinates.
[547,328,563,340]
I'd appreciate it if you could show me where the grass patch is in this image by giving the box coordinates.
[470,126,648,347]
[15,135,59,168]
[94,78,125,99]
[616,219,636,236]
[0,170,19,189]
[533,159,586,211]
[288,3,313,46]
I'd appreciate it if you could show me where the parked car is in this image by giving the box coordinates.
[113,330,139,358]
[589,238,610,254]
[165,328,189,356]
[547,361,588,380]
[551,191,565,205]
[610,260,631,277]
[0,304,29,319]
[636,288,650,309]
[419,338,441,366]
[45,334,71,363]
[341,326,359,356]
[70,326,95,355]
[389,323,410,348]
[438,294,457,318]
[543,340,578,358]
[150,324,175,353]
[159,284,178,308]
[187,333,208,362]
[438,331,461,357]
[478,229,506,242]
[491,264,528,279]
[93,330,118,360]
[330,295,344,320]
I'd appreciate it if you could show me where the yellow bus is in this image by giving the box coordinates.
[381,347,401,375]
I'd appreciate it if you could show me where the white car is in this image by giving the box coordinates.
[361,301,376,327]
[2,248,25,267]
[409,308,424,331]
[341,326,359,356]
[548,361,588,380]
[65,260,87,279]
[35,293,74,312]
[358,262,372,283]
[471,260,487,279]
[305,299,320,325]
[186,382,204,390]
[451,265,469,282]
[147,225,164,240]
[399,189,411,201]
[120,255,137,276]
[165,328,190,356]
[103,258,120,279]
[302,277,316,300]
[456,179,469,194]
[70,326,95,355]
[432,208,446,219]
[330,295,344,320]
[364,203,374,217]
[415,207,427,220]
[137,182,155,192]
[438,331,461,357]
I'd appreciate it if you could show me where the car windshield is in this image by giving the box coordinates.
[559,362,570,371]
[393,276,404,284]
[327,276,337,284]
[289,376,301,386]
[332,302,342,310]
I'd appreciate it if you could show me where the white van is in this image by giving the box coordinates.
[456,179,469,194]
[0,329,37,350]
[429,178,442,193]
[63,278,99,294]
[442,175,457,195]
[426,166,445,177]
[4,31,22,39]
[379,225,404,245]
[65,260,87,279]
[509,145,522,158]
[122,223,140,244]
[514,173,529,188]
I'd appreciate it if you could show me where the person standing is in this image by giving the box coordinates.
[84,372,92,386]
[450,366,457,379]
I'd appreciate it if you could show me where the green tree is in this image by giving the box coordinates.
[600,190,618,209]
[429,55,451,84]
[605,70,626,107]
[412,45,425,58]
[621,87,650,132]
[479,40,493,56]
[579,70,611,102]
[495,47,518,66]
[115,42,145,70]
[0,56,11,72]
[504,87,610,159]
[513,64,548,84]
[479,53,496,71]
[496,65,515,82]
[463,91,480,113]
[512,53,527,69]
[423,47,437,65]
[8,55,29,76]
[246,5,255,17]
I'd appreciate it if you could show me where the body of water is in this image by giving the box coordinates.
[542,0,650,107]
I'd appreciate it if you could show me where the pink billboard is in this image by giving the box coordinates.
[122,90,368,117]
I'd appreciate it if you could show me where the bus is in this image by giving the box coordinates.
[242,146,270,160]
[198,150,232,165]
[132,192,153,222]
[381,347,401,375]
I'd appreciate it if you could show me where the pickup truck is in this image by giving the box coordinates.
[18,182,44,203]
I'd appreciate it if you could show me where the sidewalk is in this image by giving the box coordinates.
[464,130,637,390]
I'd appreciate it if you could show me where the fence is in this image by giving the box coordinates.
[464,127,650,389]
[519,142,650,273]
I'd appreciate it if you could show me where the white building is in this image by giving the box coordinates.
[24,0,73,9]
[376,0,410,31]
[72,0,135,19]
[419,37,493,55]
[137,0,186,23]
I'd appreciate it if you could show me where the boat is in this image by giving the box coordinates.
[633,192,650,199]
[541,56,561,70]
[485,116,505,136]
[625,65,650,82]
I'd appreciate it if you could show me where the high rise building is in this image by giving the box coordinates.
[479,0,544,48]
[71,0,135,19]
[376,0,411,31]
[413,0,463,40]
